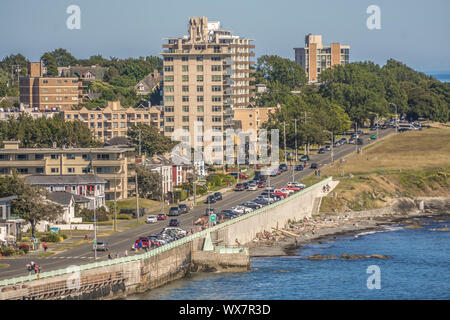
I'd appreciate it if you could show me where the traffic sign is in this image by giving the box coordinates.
[210,214,216,223]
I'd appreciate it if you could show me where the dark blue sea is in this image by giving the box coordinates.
[132,217,450,300]
[428,72,450,83]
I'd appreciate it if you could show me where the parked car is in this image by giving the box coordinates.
[243,182,249,189]
[242,201,263,209]
[235,183,245,191]
[146,215,157,224]
[93,241,108,251]
[205,195,216,204]
[178,204,189,214]
[157,213,167,220]
[134,237,150,249]
[213,192,223,200]
[324,145,331,151]
[340,138,348,144]
[279,163,288,171]
[300,155,310,162]
[257,181,266,188]
[310,163,318,169]
[205,208,215,215]
[247,183,257,191]
[168,207,181,216]
[295,164,304,171]
[169,219,180,227]
[318,148,325,154]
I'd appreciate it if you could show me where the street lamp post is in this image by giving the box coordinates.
[93,205,97,260]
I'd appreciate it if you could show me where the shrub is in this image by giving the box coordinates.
[61,234,68,240]
[79,207,109,222]
[117,214,131,220]
[18,243,30,254]
[41,232,61,243]
[0,247,15,256]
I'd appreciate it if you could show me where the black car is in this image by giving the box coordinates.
[205,195,216,204]
[279,163,288,171]
[169,219,180,227]
[178,204,189,214]
[340,138,348,144]
[241,202,262,210]
[243,182,249,189]
[213,192,223,200]
[168,206,181,216]
[310,163,318,169]
[295,164,304,171]
[318,148,325,154]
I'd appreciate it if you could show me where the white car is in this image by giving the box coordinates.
[146,215,157,224]
[163,227,187,236]
[247,184,257,191]
[278,188,294,195]
[231,206,253,214]
[287,182,306,189]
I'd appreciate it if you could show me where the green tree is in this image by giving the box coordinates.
[135,165,162,199]
[41,52,58,76]
[257,55,307,89]
[49,48,78,67]
[128,123,177,156]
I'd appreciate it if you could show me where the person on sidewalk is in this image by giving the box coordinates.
[43,242,48,252]
[124,249,128,257]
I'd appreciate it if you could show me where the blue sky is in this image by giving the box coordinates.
[1,0,449,72]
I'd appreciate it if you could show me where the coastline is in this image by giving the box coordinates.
[247,197,450,257]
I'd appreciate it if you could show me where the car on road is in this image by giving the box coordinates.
[234,183,245,191]
[178,204,189,214]
[247,183,257,191]
[93,241,108,251]
[310,163,318,169]
[279,163,288,172]
[339,138,348,144]
[370,135,377,140]
[257,181,266,188]
[300,155,310,162]
[134,237,151,249]
[287,182,306,189]
[146,215,157,224]
[163,227,187,236]
[242,201,263,209]
[157,213,167,220]
[213,192,223,200]
[295,164,304,171]
[324,145,331,151]
[232,206,253,215]
[318,148,325,154]
[168,206,181,216]
[205,208,215,215]
[205,195,216,204]
[169,219,180,227]
[243,182,249,189]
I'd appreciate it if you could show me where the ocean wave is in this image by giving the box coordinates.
[353,226,403,239]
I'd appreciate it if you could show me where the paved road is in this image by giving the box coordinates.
[0,128,395,281]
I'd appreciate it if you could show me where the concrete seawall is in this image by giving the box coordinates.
[0,178,334,300]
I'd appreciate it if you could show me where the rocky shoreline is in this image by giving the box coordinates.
[247,197,450,257]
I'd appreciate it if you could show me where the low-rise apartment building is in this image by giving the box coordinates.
[0,141,134,200]
[62,101,161,142]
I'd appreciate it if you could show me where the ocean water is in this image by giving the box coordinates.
[131,218,450,300]
[428,72,450,82]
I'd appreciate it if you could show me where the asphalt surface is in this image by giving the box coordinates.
[0,128,395,280]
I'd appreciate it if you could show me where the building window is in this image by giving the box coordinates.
[212,116,222,122]
[182,116,189,122]
[165,126,174,133]
[51,168,59,173]
[197,96,204,102]
[181,56,188,61]
[182,65,189,72]
[66,154,76,160]
[165,116,174,122]
[197,106,204,112]
[197,75,203,82]
[182,96,189,102]
[212,106,221,112]
[16,154,28,161]
[182,85,189,92]
[164,57,173,61]
[212,75,221,82]
[164,96,174,102]
[18,168,29,174]
[68,168,75,173]
[197,65,203,72]
[164,106,174,113]
[211,56,221,61]
[182,106,189,112]
[211,65,222,72]
[212,85,221,92]
[182,75,189,82]
[36,168,44,174]
[196,56,203,62]
[212,96,222,102]
[50,154,59,160]
[164,86,174,92]
[197,86,203,92]
[164,65,173,72]
[197,116,204,122]
[164,75,174,82]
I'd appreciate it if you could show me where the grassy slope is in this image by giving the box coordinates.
[301,124,450,212]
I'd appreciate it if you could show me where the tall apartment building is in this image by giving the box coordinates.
[161,17,255,150]
[19,62,82,111]
[62,101,162,142]
[294,34,350,83]
[0,141,134,200]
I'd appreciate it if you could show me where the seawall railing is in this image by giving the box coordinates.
[0,177,332,288]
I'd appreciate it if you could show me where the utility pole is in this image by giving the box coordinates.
[135,169,139,223]
[283,121,287,164]
[161,163,164,214]
[294,119,298,162]
[113,172,117,232]
[138,130,142,157]
[93,205,97,260]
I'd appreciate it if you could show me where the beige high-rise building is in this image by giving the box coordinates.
[294,34,350,83]
[161,17,255,151]
[19,62,82,111]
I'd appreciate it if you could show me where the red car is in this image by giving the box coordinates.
[234,183,245,191]
[135,237,150,249]
[257,182,266,188]
[285,186,301,192]
[274,189,289,197]
[157,213,167,221]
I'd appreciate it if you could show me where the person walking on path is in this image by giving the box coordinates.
[108,253,112,259]
[318,170,321,177]
[314,170,318,176]
[43,242,48,252]
[124,249,128,257]
[34,264,38,274]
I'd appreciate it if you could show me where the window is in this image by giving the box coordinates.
[164,75,174,82]
[51,168,59,173]
[165,116,174,122]
[182,85,189,92]
[97,122,102,128]
[212,75,221,82]
[164,106,174,113]
[212,85,221,92]
[97,154,110,160]
[18,168,29,174]
[197,116,204,122]
[197,65,203,72]
[136,114,141,120]
[212,136,222,142]
[211,65,222,72]
[182,75,189,82]
[212,126,222,132]
[197,75,203,82]
[164,57,173,61]
[66,154,76,160]
[182,116,189,122]
[196,56,203,62]
[112,114,118,120]
[51,154,59,160]
[212,116,222,122]
[164,86,174,92]
[67,168,75,173]
[82,167,91,173]
[182,106,189,112]
[197,86,203,92]
[121,114,125,119]
[164,96,174,102]
[182,65,189,72]
[36,168,44,174]
[197,96,204,102]
[197,106,204,112]
[164,65,173,72]
[16,154,28,161]
[212,96,222,102]
[182,96,189,102]
[181,56,188,61]
[82,154,90,160]
[165,126,174,133]
[212,106,221,112]
[211,56,221,61]
[182,126,189,132]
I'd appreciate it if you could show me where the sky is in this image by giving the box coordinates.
[0,0,449,72]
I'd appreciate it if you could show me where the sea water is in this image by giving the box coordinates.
[132,218,450,300]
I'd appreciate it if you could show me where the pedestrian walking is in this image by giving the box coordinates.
[34,264,38,274]
[108,253,112,259]
[116,253,119,258]
[124,249,128,257]
[43,242,47,252]
[318,170,321,177]
[26,263,32,275]
[38,265,41,274]
[314,170,317,176]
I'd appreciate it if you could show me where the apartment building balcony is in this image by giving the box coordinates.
[91,159,124,166]
[0,160,46,167]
